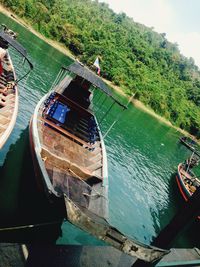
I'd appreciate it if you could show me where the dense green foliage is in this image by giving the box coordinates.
[1,0,200,137]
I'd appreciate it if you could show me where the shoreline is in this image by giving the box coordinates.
[0,5,196,141]
[104,80,191,137]
[0,5,75,60]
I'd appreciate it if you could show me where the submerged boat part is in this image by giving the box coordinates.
[65,196,168,262]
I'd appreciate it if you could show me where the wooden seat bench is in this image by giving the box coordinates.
[41,148,102,181]
[40,116,94,149]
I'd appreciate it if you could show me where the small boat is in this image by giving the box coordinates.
[0,25,33,149]
[176,163,200,201]
[176,155,200,219]
[30,61,167,262]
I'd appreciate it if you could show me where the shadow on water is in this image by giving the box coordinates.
[171,172,200,248]
[154,172,200,248]
[0,128,65,243]
[26,245,84,267]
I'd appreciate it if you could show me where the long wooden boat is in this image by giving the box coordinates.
[176,161,200,219]
[0,25,33,149]
[0,49,18,149]
[30,62,167,262]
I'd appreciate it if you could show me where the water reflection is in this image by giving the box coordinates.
[0,12,199,248]
[0,128,64,243]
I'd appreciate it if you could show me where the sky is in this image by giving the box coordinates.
[99,0,200,68]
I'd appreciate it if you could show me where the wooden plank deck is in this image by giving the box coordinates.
[40,116,94,149]
[38,120,102,167]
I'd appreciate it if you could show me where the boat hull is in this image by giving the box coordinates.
[0,52,18,149]
[30,93,109,209]
[176,166,190,202]
[176,163,200,219]
[29,117,49,195]
[29,98,61,203]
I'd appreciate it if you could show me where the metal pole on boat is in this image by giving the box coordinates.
[99,101,116,124]
[14,58,33,85]
[99,94,108,108]
[95,91,104,105]
[50,68,65,91]
[103,94,134,139]
[132,186,200,266]
[186,151,195,173]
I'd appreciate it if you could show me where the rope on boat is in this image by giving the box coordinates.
[94,90,104,106]
[103,94,134,139]
[50,68,65,91]
[50,68,62,90]
[0,220,61,232]
[186,151,195,173]
[99,101,116,124]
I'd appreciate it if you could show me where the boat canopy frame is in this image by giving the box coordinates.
[49,62,132,138]
[62,62,127,109]
[0,31,33,69]
[0,30,33,83]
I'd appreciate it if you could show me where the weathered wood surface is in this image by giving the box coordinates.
[40,116,94,149]
[35,95,106,218]
[38,117,103,177]
[0,56,17,149]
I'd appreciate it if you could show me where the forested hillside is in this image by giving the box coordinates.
[1,0,200,137]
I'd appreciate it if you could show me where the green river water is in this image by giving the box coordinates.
[0,13,199,248]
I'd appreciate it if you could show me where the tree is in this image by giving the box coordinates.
[3,0,200,137]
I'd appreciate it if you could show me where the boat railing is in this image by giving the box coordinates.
[50,67,71,91]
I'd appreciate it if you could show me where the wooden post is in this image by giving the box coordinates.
[132,186,200,267]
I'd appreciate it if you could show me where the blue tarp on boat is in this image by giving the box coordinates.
[47,101,70,124]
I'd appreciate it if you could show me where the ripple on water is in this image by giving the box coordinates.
[105,112,181,244]
[0,13,196,247]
